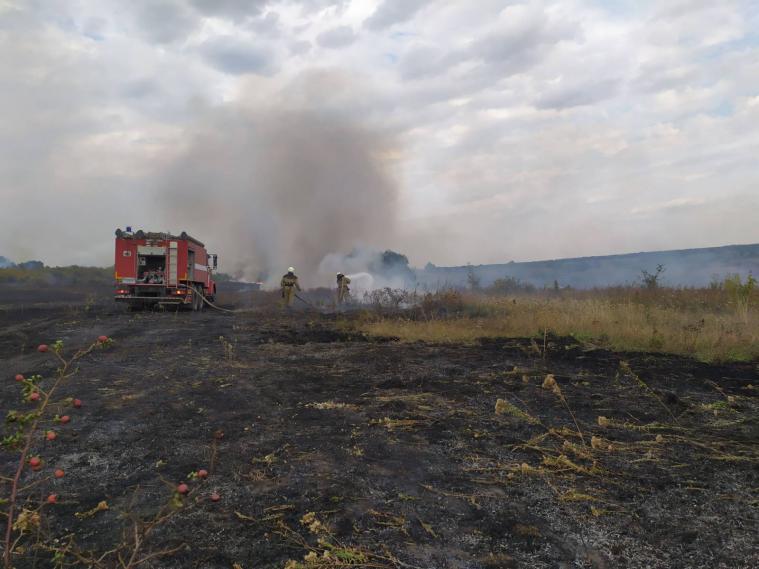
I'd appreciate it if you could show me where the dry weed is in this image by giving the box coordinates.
[361,290,759,362]
[494,398,539,424]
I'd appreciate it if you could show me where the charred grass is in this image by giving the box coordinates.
[0,301,757,568]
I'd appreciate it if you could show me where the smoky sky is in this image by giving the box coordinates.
[1,0,759,270]
[159,101,398,284]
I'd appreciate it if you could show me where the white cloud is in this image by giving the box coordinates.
[363,0,430,30]
[0,0,758,269]
[316,25,357,48]
[199,36,278,75]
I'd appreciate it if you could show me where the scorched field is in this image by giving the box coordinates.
[0,300,757,569]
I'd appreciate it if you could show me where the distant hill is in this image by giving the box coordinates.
[3,244,758,293]
[0,257,44,270]
[419,244,759,289]
[0,265,113,286]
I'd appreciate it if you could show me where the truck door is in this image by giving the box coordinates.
[168,241,178,286]
[187,249,195,281]
[117,245,137,283]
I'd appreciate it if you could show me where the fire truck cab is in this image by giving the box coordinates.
[114,228,217,311]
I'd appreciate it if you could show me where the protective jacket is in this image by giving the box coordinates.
[337,275,351,289]
[280,273,301,290]
[336,275,351,303]
[281,273,301,305]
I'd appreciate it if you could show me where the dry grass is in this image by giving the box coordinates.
[305,401,358,411]
[360,289,759,362]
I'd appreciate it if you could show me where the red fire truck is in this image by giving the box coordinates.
[114,228,218,310]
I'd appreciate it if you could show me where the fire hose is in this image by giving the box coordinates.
[188,285,236,313]
[294,293,315,308]
[188,286,319,313]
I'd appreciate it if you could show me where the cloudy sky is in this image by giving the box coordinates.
[1,0,758,272]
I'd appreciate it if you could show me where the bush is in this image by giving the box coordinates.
[723,273,756,322]
[420,290,464,318]
[362,288,417,309]
[640,264,665,290]
[486,276,535,295]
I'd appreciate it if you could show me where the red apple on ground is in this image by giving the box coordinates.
[210,492,220,502]
[97,335,108,343]
[46,431,56,441]
[59,415,71,424]
[14,374,24,382]
[37,344,48,353]
[29,457,41,468]
[47,494,57,504]
[177,483,189,495]
[73,399,82,408]
[54,469,65,479]
[29,392,40,402]
[197,469,208,479]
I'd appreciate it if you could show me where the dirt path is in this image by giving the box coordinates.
[0,305,757,568]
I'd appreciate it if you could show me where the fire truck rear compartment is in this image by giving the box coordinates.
[138,254,166,282]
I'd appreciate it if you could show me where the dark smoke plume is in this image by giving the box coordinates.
[160,84,398,286]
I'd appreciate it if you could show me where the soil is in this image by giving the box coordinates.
[0,297,757,569]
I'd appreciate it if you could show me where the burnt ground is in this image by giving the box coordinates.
[0,299,757,569]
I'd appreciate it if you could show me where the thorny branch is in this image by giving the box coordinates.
[3,341,101,569]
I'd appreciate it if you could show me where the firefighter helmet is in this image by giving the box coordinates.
[288,267,295,273]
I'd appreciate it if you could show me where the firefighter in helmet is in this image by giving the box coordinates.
[336,272,351,305]
[280,267,301,307]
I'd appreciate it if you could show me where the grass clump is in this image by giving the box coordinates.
[360,285,759,362]
[306,401,358,411]
[494,398,539,424]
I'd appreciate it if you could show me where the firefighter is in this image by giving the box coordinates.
[280,267,301,307]
[336,272,351,304]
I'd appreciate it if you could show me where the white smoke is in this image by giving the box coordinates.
[317,247,415,292]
